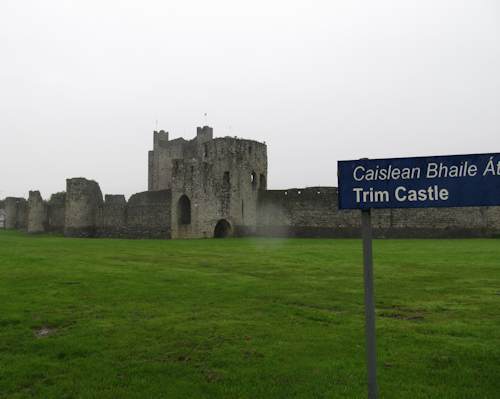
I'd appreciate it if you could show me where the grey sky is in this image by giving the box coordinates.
[1,0,498,199]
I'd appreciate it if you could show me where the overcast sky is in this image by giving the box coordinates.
[1,0,498,199]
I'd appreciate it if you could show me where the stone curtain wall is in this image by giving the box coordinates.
[47,193,66,233]
[2,121,498,240]
[4,197,28,230]
[124,190,171,238]
[0,200,4,229]
[257,187,500,238]
[5,185,498,239]
[97,195,127,237]
[5,198,20,229]
[3,179,172,238]
[64,178,172,238]
[6,193,63,233]
[4,182,500,239]
[378,206,500,238]
[257,188,360,238]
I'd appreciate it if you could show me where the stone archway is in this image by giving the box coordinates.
[214,219,232,238]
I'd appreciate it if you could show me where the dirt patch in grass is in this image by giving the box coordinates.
[203,369,223,383]
[243,349,265,359]
[34,326,57,338]
[379,305,425,321]
[379,312,425,321]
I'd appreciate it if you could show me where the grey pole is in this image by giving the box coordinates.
[361,208,378,399]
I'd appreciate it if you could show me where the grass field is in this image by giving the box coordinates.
[0,231,499,399]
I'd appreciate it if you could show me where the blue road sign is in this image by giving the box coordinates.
[338,153,500,209]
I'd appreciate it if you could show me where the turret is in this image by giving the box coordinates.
[153,130,169,149]
[196,126,213,143]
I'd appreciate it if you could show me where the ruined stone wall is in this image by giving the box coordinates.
[7,177,172,239]
[16,199,28,230]
[64,178,103,237]
[47,192,66,233]
[44,179,172,238]
[257,187,500,238]
[4,197,20,229]
[5,197,28,230]
[257,188,359,237]
[126,189,171,238]
[0,200,4,229]
[3,125,498,240]
[97,194,128,237]
[377,206,500,237]
[27,191,48,233]
[95,190,172,238]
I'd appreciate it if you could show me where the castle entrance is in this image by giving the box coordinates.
[214,219,232,238]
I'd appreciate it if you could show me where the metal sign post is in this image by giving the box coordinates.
[361,208,378,399]
[337,152,500,398]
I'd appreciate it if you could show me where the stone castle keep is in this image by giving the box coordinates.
[2,126,500,238]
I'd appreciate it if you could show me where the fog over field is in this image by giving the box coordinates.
[1,0,498,199]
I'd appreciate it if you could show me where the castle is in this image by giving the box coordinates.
[2,126,500,238]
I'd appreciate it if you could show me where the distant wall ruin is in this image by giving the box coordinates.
[4,197,27,230]
[4,183,499,239]
[257,187,500,238]
[64,178,104,237]
[47,192,66,233]
[125,190,171,238]
[27,190,47,233]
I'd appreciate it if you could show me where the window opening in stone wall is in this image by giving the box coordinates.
[251,171,257,190]
[241,200,244,220]
[177,195,191,225]
[204,144,208,158]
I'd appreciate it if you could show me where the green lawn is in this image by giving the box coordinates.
[0,231,499,399]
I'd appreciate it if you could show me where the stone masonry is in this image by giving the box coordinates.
[27,190,47,233]
[2,126,499,239]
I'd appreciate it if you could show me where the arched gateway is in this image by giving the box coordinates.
[214,219,232,238]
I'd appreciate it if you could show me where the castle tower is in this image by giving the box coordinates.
[148,126,267,238]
